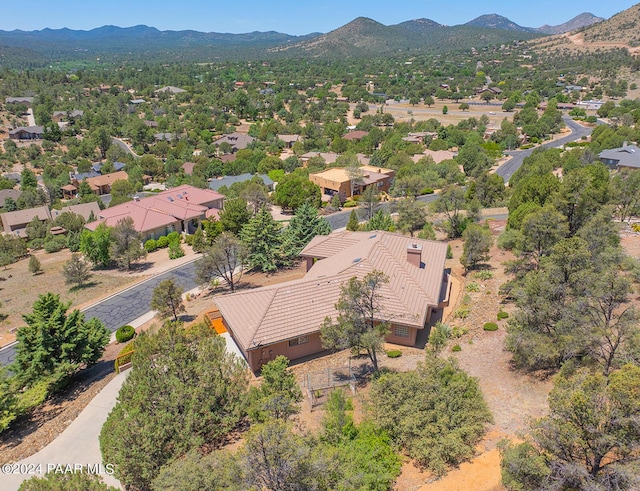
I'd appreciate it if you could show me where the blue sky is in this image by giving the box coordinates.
[0,0,635,34]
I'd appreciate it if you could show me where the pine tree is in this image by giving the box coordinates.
[240,206,283,273]
[346,209,359,231]
[110,217,146,270]
[63,253,92,288]
[281,201,331,260]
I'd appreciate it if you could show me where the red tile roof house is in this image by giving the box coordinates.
[86,185,224,241]
[213,231,452,372]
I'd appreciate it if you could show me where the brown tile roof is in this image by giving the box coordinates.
[85,171,129,189]
[214,231,448,352]
[343,130,369,141]
[52,202,101,222]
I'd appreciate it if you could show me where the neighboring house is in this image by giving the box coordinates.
[85,185,224,240]
[599,143,640,169]
[413,149,457,164]
[182,162,196,176]
[342,130,369,141]
[1,205,51,237]
[475,86,502,96]
[130,99,146,105]
[577,100,604,110]
[309,165,395,199]
[402,132,437,144]
[51,202,101,222]
[278,134,301,148]
[213,132,255,153]
[0,189,22,208]
[52,110,84,123]
[300,152,371,167]
[154,86,186,95]
[81,171,129,196]
[9,126,44,140]
[213,231,451,372]
[5,97,34,107]
[92,162,126,173]
[143,120,159,128]
[209,173,274,192]
[154,132,176,142]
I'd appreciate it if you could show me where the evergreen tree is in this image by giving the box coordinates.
[80,224,113,268]
[13,293,109,388]
[151,279,185,321]
[346,209,359,231]
[365,210,395,232]
[281,201,331,260]
[240,206,283,273]
[248,356,302,422]
[28,255,41,275]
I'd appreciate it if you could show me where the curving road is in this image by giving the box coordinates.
[496,116,593,183]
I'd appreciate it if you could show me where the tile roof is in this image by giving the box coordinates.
[52,202,101,222]
[214,231,448,352]
[86,185,224,234]
[213,132,255,151]
[85,171,129,189]
[1,205,51,237]
[0,189,22,205]
[154,86,186,94]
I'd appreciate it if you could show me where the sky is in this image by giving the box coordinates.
[0,0,636,34]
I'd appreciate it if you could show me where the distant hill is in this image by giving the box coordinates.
[581,3,640,46]
[536,12,604,35]
[465,14,537,33]
[272,16,539,58]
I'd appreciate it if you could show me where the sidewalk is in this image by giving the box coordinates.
[3,372,128,490]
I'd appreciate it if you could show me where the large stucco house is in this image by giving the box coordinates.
[212,231,451,372]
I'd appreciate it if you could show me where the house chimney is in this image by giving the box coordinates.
[407,243,422,268]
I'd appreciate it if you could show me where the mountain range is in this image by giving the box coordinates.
[0,11,607,65]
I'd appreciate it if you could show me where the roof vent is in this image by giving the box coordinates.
[353,258,361,263]
[167,196,174,202]
[177,194,183,199]
[369,234,377,239]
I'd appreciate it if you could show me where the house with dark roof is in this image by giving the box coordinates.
[212,231,451,372]
[9,126,44,140]
[51,202,101,222]
[278,134,302,148]
[1,205,51,238]
[52,110,84,123]
[85,185,224,240]
[5,97,34,107]
[209,173,274,192]
[599,143,640,170]
[154,86,186,95]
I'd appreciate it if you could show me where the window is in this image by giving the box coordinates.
[288,336,309,347]
[394,326,410,338]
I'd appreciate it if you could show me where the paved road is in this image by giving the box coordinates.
[496,116,593,183]
[0,260,201,367]
[111,137,139,158]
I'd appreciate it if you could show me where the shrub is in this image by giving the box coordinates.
[420,188,434,195]
[144,239,158,252]
[166,231,181,243]
[454,306,470,319]
[168,241,185,259]
[451,326,468,338]
[115,325,136,343]
[184,234,195,246]
[386,349,402,358]
[446,244,453,259]
[473,270,494,280]
[497,310,509,320]
[632,224,640,233]
[28,238,44,250]
[44,236,67,253]
[483,322,498,331]
[343,200,358,208]
[466,282,480,292]
[157,236,169,248]
[451,344,462,352]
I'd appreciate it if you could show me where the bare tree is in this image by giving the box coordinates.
[195,232,246,292]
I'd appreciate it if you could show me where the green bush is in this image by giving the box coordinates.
[184,234,195,246]
[44,236,67,253]
[420,188,434,195]
[115,325,136,343]
[166,231,181,243]
[157,236,169,248]
[386,349,402,358]
[451,326,468,338]
[483,322,498,331]
[144,239,158,252]
[451,344,462,352]
[446,244,453,259]
[497,311,509,320]
[473,270,494,280]
[28,238,44,250]
[168,241,185,259]
[343,200,358,208]
[466,282,480,292]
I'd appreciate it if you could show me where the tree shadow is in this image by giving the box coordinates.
[68,281,99,293]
